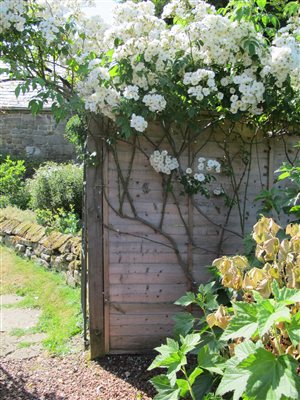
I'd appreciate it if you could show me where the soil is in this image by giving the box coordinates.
[0,294,157,399]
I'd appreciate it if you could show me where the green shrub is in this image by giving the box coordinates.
[65,114,87,161]
[27,162,83,217]
[256,144,300,222]
[0,156,30,209]
[149,217,300,400]
[36,206,81,236]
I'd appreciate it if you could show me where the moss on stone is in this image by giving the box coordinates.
[25,224,46,243]
[58,238,73,253]
[40,231,71,250]
[0,219,14,232]
[13,221,35,236]
[1,219,21,234]
[68,260,81,271]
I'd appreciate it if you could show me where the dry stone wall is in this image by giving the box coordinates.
[0,110,75,161]
[0,216,81,287]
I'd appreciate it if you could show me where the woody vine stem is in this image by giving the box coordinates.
[87,116,266,292]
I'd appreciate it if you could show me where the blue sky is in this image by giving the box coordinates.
[84,0,116,24]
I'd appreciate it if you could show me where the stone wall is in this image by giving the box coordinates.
[0,216,81,287]
[0,110,75,161]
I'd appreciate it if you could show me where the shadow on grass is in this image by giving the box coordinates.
[96,354,157,398]
[0,365,58,400]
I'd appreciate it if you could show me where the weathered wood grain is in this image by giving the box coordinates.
[86,117,105,359]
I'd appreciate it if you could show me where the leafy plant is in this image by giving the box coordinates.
[0,156,30,209]
[149,217,300,400]
[221,0,300,39]
[256,155,300,221]
[65,114,87,161]
[27,162,83,217]
[36,206,81,236]
[277,161,300,218]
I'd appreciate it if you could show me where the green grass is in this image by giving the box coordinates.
[10,327,39,337]
[17,341,36,349]
[1,245,82,354]
[0,206,37,223]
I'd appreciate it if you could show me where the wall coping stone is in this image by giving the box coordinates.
[0,216,81,287]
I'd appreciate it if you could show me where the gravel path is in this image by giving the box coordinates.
[0,353,157,399]
[1,294,157,399]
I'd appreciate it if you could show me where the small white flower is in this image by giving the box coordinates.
[194,173,205,182]
[220,77,229,86]
[130,114,148,132]
[213,187,224,196]
[124,85,139,101]
[149,150,178,174]
[186,168,192,174]
[198,162,205,171]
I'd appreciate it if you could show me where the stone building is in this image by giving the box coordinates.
[0,78,75,161]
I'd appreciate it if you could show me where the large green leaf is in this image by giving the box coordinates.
[257,299,291,336]
[193,373,214,399]
[218,346,300,400]
[174,292,195,306]
[172,312,195,336]
[149,335,200,387]
[286,311,300,347]
[217,341,257,400]
[240,348,300,400]
[189,367,203,386]
[216,361,250,400]
[175,379,189,398]
[256,0,267,9]
[233,340,258,361]
[272,280,300,304]
[197,345,225,375]
[151,375,173,391]
[196,283,219,311]
[149,338,180,369]
[221,302,258,340]
[180,333,201,354]
[153,388,181,400]
[151,376,181,400]
[175,367,203,398]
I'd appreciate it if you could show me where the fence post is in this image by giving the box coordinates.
[86,116,105,359]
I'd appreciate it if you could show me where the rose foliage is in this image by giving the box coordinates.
[149,217,300,400]
[0,0,299,134]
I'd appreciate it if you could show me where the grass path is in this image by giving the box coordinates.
[1,245,82,354]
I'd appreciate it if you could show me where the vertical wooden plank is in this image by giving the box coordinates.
[86,116,105,359]
[188,140,194,291]
[267,139,274,190]
[102,143,110,354]
[81,155,88,348]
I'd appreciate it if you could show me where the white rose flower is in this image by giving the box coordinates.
[130,114,148,132]
[124,85,139,100]
[194,173,205,182]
